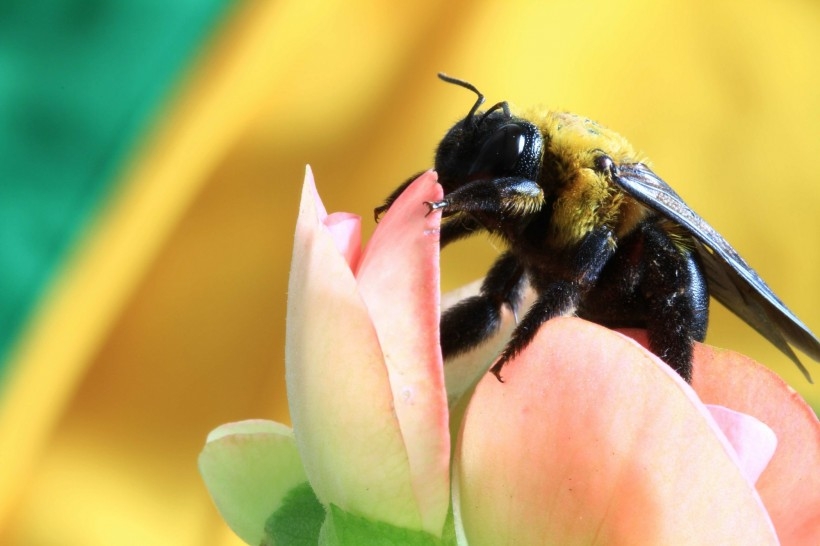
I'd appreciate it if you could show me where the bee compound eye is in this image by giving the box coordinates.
[470,124,526,176]
[503,126,527,166]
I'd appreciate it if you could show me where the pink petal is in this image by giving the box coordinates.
[456,318,778,545]
[307,166,361,269]
[705,404,777,485]
[355,171,450,535]
[286,167,421,529]
[324,212,362,270]
[691,343,820,546]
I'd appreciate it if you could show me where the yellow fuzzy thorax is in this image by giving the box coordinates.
[524,109,650,248]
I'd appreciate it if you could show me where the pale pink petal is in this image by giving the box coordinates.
[285,167,421,529]
[324,212,362,270]
[706,404,777,485]
[199,420,306,546]
[456,318,778,545]
[355,171,450,535]
[308,166,362,269]
[691,343,820,546]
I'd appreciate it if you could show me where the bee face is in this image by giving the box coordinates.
[434,109,543,196]
[375,74,820,384]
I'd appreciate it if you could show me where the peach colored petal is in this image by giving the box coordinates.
[621,328,820,545]
[691,343,820,546]
[285,167,421,529]
[705,404,777,485]
[355,170,450,535]
[456,318,777,545]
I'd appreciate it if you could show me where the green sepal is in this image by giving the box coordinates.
[319,504,456,546]
[262,482,325,546]
[260,483,459,546]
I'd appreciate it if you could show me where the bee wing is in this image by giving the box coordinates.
[613,163,819,382]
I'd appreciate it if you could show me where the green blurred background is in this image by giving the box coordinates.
[0,1,818,544]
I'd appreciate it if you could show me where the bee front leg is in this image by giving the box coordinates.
[441,252,526,360]
[374,171,425,221]
[425,177,544,218]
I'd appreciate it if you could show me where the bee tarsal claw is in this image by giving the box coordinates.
[424,199,448,216]
[489,360,506,383]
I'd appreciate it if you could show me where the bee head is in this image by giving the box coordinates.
[434,74,543,194]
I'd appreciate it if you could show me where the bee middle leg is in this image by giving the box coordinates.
[489,281,581,381]
[440,252,526,360]
[490,227,616,380]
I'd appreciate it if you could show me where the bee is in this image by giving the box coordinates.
[376,74,820,383]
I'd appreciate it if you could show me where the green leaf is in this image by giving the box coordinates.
[263,482,325,546]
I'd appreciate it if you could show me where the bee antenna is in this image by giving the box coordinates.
[478,101,511,125]
[438,73,485,127]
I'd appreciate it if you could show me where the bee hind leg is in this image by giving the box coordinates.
[441,252,526,361]
[642,225,709,383]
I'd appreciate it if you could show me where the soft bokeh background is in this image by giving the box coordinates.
[0,1,818,544]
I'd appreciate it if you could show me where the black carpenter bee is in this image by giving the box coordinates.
[376,74,820,383]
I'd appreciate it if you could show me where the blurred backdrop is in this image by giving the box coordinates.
[0,1,818,544]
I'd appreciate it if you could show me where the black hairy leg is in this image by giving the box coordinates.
[440,252,526,360]
[425,176,544,218]
[490,227,617,380]
[490,281,581,381]
[642,224,709,382]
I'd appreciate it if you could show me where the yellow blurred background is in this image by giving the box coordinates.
[1,1,818,544]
